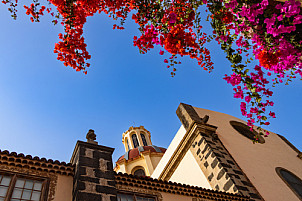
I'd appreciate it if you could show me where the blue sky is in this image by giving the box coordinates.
[0,4,301,163]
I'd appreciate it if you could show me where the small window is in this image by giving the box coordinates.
[0,173,47,201]
[117,192,156,201]
[132,134,139,148]
[230,121,265,143]
[276,167,302,199]
[140,133,148,146]
[133,169,146,177]
[126,138,130,150]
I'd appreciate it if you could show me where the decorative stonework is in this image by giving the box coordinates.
[85,167,95,177]
[116,185,163,201]
[86,129,98,145]
[176,103,264,201]
[70,140,117,201]
[85,148,94,159]
[99,158,108,172]
[190,129,264,200]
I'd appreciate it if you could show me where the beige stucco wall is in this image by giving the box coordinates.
[116,163,126,173]
[193,107,302,201]
[116,153,164,176]
[150,155,163,168]
[123,157,148,174]
[52,175,73,201]
[170,149,212,189]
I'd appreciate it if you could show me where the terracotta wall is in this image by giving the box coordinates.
[193,107,302,201]
[52,175,73,201]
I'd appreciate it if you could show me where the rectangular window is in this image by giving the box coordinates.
[117,192,156,201]
[0,173,48,201]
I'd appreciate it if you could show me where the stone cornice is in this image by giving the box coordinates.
[70,140,114,164]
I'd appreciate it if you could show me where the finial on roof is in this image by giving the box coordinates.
[86,129,98,144]
[201,115,209,124]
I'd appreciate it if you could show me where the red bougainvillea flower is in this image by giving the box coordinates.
[3,0,302,135]
[257,50,281,70]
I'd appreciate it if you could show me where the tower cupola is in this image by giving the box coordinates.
[115,126,166,176]
[122,126,152,152]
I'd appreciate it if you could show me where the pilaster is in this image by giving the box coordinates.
[190,132,263,200]
[70,140,117,201]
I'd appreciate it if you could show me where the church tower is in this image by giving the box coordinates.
[114,126,166,176]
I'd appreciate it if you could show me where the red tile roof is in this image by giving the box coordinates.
[115,172,249,201]
[117,146,166,163]
[0,149,74,176]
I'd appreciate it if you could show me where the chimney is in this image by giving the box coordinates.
[70,130,117,201]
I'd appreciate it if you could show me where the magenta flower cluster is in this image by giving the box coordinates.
[220,0,302,134]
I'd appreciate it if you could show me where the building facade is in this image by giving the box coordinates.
[0,127,248,201]
[0,103,301,201]
[151,103,302,201]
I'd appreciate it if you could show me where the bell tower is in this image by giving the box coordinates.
[115,126,166,176]
[122,126,152,151]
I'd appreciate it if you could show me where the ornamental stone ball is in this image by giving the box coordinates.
[86,129,98,144]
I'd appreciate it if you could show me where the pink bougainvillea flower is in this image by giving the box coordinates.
[169,12,177,24]
[225,0,238,9]
[245,96,251,103]
[8,0,302,132]
[269,111,276,118]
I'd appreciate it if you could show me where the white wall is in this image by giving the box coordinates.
[169,150,212,189]
[152,126,186,179]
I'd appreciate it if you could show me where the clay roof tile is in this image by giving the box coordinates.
[117,146,166,163]
[114,172,249,201]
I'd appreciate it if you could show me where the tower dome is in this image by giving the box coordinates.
[114,126,166,176]
[122,125,152,151]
